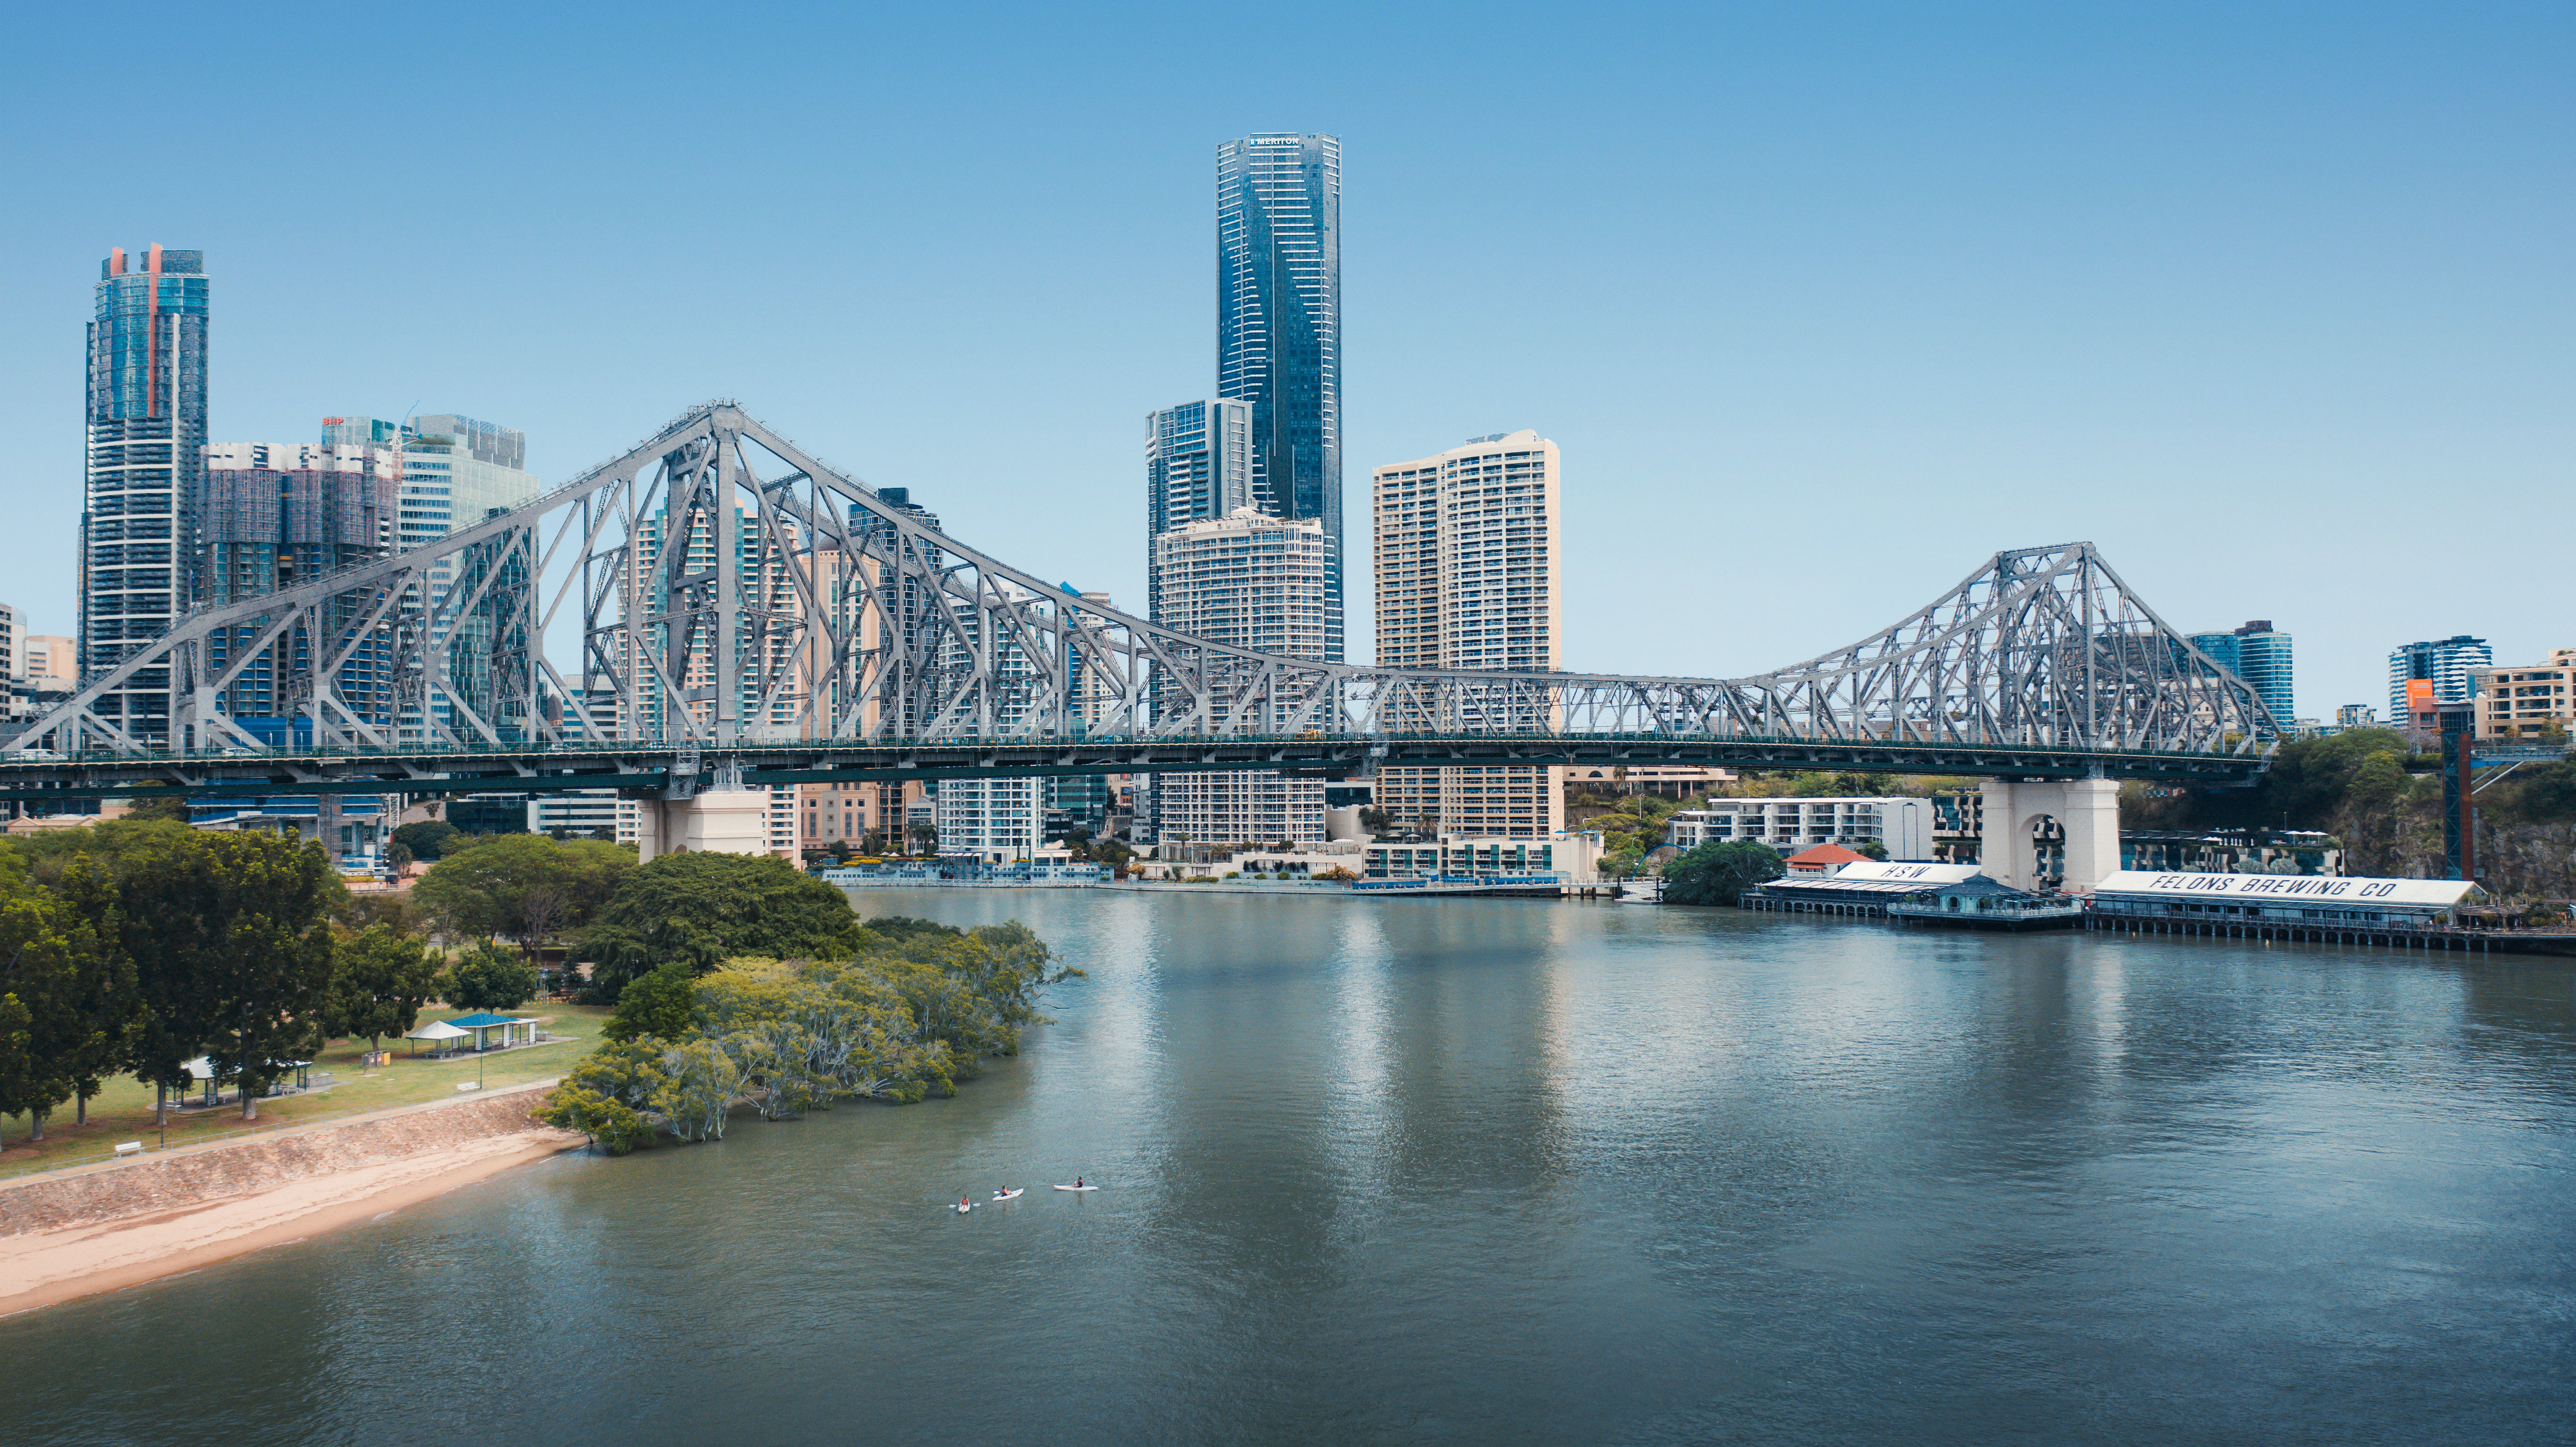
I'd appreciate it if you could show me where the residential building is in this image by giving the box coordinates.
[1148,509,1331,846]
[1564,765,1737,801]
[2189,620,2293,735]
[23,636,74,688]
[800,780,878,854]
[2470,649,2576,743]
[198,442,400,740]
[320,414,542,743]
[1146,400,1257,617]
[528,790,640,845]
[1361,832,1605,883]
[1371,430,1565,839]
[2336,704,2378,730]
[0,601,17,684]
[627,505,804,741]
[937,777,1045,863]
[1665,797,1935,860]
[81,246,210,744]
[2389,636,2491,728]
[1217,132,1343,660]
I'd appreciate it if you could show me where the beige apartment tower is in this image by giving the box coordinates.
[1372,430,1564,838]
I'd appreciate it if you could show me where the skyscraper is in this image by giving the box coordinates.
[2389,635,2492,729]
[1146,399,1256,618]
[81,246,210,743]
[2188,620,2293,736]
[1149,509,1332,847]
[1371,431,1565,839]
[1217,133,1342,660]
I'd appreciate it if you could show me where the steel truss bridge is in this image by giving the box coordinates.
[1,402,2275,804]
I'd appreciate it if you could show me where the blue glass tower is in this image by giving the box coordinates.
[2192,620,2293,735]
[81,246,209,743]
[1217,133,1342,660]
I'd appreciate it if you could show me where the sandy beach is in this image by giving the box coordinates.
[0,1090,584,1318]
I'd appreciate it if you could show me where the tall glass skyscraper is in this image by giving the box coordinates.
[81,246,209,744]
[1217,133,1342,660]
[2190,620,2294,735]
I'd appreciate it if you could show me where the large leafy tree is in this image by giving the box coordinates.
[1662,840,1787,906]
[118,833,341,1120]
[443,942,539,1012]
[327,924,442,1051]
[391,820,464,863]
[583,853,864,999]
[46,859,142,1126]
[414,834,633,958]
[0,863,90,1141]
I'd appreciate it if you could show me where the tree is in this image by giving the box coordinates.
[443,943,539,1012]
[540,1036,669,1154]
[327,924,441,1051]
[1852,839,1890,861]
[0,864,94,1141]
[47,859,141,1127]
[1662,840,1786,906]
[392,820,464,863]
[582,853,867,1000]
[122,793,192,824]
[125,833,342,1120]
[413,834,632,958]
[603,960,697,1043]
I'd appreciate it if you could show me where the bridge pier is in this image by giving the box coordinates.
[632,788,770,863]
[1979,777,2120,895]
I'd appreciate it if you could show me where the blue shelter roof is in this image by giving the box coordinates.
[444,1013,525,1028]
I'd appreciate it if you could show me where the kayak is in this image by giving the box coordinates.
[1053,1184,1099,1192]
[953,1201,974,1214]
[991,1188,1024,1202]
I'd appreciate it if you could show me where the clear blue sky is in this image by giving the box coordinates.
[1,1,2566,717]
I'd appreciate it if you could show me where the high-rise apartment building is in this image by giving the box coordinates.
[1217,133,1342,660]
[198,442,399,737]
[2469,649,2575,744]
[1146,399,1256,618]
[1149,510,1331,847]
[2389,636,2492,728]
[2188,620,2294,735]
[0,601,17,684]
[81,247,210,743]
[1371,431,1565,839]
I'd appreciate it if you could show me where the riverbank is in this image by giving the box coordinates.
[0,1083,583,1318]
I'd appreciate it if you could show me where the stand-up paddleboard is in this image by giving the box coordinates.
[991,1188,1024,1202]
[1052,1184,1098,1192]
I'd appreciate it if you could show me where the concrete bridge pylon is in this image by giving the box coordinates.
[1979,777,2121,896]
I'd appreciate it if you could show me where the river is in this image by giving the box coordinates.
[7,890,2572,1444]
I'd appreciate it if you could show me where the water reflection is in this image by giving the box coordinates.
[4,892,2569,1446]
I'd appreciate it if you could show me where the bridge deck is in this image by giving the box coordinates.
[0,732,2268,801]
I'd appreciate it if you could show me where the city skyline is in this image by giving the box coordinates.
[0,5,2566,720]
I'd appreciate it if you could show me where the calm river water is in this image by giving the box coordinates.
[8,891,2574,1444]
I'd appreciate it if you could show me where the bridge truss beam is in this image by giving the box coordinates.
[4,402,2277,792]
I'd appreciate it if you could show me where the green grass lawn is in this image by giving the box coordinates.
[0,1002,612,1179]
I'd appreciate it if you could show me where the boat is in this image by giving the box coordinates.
[991,1188,1024,1202]
[1052,1184,1098,1192]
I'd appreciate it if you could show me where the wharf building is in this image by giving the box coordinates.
[2471,649,2575,743]
[81,246,210,745]
[2390,635,2493,731]
[1216,133,1343,660]
[2188,621,2293,736]
[1148,509,1332,848]
[1371,430,1565,839]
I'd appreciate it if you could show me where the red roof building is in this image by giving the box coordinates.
[1783,843,1869,876]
